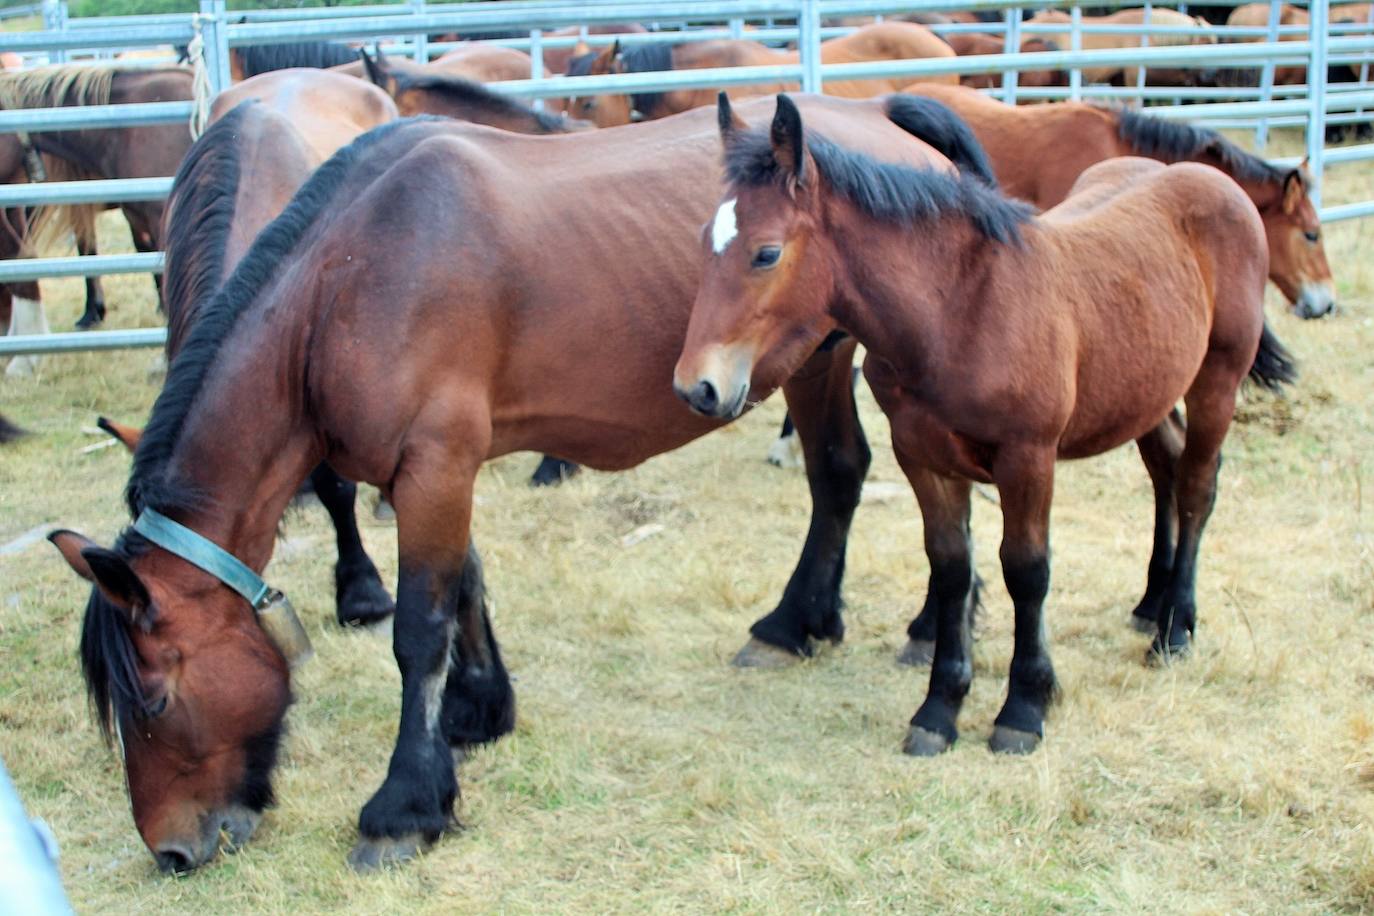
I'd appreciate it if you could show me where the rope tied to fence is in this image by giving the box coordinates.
[187,14,212,139]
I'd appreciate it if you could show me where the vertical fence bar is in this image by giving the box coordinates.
[411,0,427,63]
[1070,5,1082,101]
[1002,6,1021,104]
[1135,1,1150,105]
[42,0,65,63]
[529,28,543,110]
[199,0,229,95]
[799,0,822,93]
[729,16,743,39]
[1308,0,1328,208]
[1255,0,1281,149]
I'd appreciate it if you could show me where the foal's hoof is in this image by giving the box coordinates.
[336,574,396,627]
[5,355,37,377]
[347,832,426,872]
[989,725,1041,755]
[73,309,104,330]
[1129,612,1158,634]
[731,638,802,669]
[1146,636,1192,667]
[372,497,396,522]
[902,726,952,757]
[896,639,935,667]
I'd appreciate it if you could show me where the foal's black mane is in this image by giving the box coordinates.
[725,124,1031,244]
[566,41,673,115]
[161,101,245,355]
[394,71,572,132]
[1115,108,1286,185]
[235,40,359,77]
[126,117,424,519]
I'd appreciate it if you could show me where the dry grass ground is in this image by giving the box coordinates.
[2,129,1373,913]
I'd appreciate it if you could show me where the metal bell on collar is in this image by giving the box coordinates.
[256,590,314,669]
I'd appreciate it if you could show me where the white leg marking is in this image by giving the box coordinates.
[6,296,47,376]
[422,621,457,737]
[767,428,805,469]
[711,198,738,254]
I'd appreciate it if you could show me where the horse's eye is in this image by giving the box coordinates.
[752,246,782,269]
[146,694,168,718]
[1304,230,1320,243]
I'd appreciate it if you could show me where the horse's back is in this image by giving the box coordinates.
[212,68,397,162]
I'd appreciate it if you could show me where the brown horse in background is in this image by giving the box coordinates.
[901,84,1335,318]
[1025,8,1217,85]
[943,33,1066,89]
[0,65,193,329]
[676,94,1293,760]
[0,135,46,376]
[359,49,587,131]
[564,22,956,126]
[46,92,999,872]
[1223,3,1310,86]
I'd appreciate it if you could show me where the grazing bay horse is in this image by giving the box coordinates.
[47,93,996,871]
[359,49,585,131]
[564,22,956,127]
[943,34,1066,90]
[676,94,1295,758]
[0,65,193,328]
[902,84,1336,318]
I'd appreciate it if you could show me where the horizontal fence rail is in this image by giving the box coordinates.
[0,0,1370,358]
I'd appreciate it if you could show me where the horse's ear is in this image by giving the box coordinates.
[48,531,151,618]
[591,39,621,74]
[770,94,807,183]
[360,47,395,94]
[96,416,141,454]
[717,91,747,141]
[49,529,100,582]
[1282,167,1307,214]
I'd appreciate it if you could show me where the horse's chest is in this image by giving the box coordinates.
[867,364,996,484]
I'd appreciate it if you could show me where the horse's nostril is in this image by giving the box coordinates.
[693,380,719,413]
[155,846,194,874]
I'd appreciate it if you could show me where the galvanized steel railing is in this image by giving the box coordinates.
[0,0,1371,358]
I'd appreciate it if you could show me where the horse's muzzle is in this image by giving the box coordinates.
[154,805,261,874]
[675,378,748,419]
[1293,282,1337,320]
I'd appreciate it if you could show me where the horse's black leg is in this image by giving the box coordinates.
[309,463,394,627]
[733,339,869,666]
[439,544,515,750]
[988,446,1059,755]
[1131,409,1184,633]
[74,232,106,330]
[899,460,975,756]
[899,511,978,667]
[529,455,579,486]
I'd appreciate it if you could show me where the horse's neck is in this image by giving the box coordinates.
[829,216,1021,368]
[161,319,320,572]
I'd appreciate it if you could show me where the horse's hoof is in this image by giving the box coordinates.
[5,356,36,377]
[902,726,951,757]
[765,433,803,469]
[73,312,103,331]
[731,638,801,669]
[1146,637,1192,668]
[347,832,426,872]
[989,725,1041,755]
[897,639,935,667]
[1130,613,1157,634]
[338,594,395,628]
[372,497,396,522]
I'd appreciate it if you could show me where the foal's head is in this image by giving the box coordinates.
[562,40,634,128]
[49,529,291,873]
[1256,164,1335,319]
[673,95,839,419]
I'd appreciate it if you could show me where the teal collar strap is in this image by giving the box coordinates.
[133,508,274,609]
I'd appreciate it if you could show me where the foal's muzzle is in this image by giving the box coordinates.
[1292,282,1336,320]
[674,378,748,419]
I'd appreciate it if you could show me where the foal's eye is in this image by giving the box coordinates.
[146,694,168,718]
[1304,230,1320,243]
[751,246,782,269]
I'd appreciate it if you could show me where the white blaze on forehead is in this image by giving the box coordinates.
[711,198,738,254]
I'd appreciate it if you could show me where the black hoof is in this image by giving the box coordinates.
[989,725,1041,755]
[336,565,395,628]
[347,832,426,872]
[1130,612,1157,634]
[896,639,935,667]
[1146,634,1192,667]
[74,304,105,330]
[731,637,803,669]
[902,725,952,757]
[529,456,579,487]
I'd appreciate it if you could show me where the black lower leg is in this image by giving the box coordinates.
[992,555,1056,746]
[310,463,394,627]
[441,545,515,748]
[1154,460,1219,659]
[529,455,579,486]
[907,556,974,750]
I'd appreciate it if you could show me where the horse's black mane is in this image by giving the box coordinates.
[724,127,1031,244]
[126,117,427,518]
[235,40,359,77]
[1115,108,1285,184]
[161,101,245,355]
[394,71,572,132]
[566,41,673,116]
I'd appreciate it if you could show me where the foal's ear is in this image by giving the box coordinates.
[770,94,807,183]
[48,531,151,618]
[96,416,142,454]
[592,39,621,74]
[717,92,747,141]
[1282,167,1308,214]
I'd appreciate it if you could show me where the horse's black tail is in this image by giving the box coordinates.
[1248,322,1298,392]
[883,94,999,186]
[0,411,25,443]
